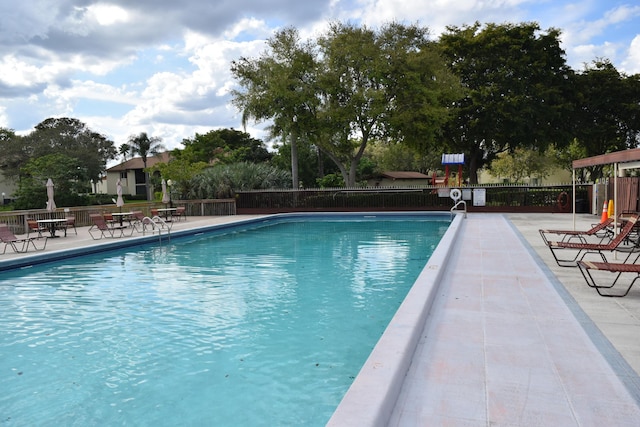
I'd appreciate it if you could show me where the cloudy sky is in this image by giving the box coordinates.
[1,0,639,155]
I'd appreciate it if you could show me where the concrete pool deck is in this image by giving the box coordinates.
[2,212,640,425]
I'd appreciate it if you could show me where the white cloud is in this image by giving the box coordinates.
[570,41,620,70]
[621,35,640,75]
[87,3,130,26]
[0,106,9,128]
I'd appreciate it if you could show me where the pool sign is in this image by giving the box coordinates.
[473,188,486,206]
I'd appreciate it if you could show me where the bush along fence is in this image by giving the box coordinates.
[235,184,593,214]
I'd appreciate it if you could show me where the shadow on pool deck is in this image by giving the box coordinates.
[3,213,640,426]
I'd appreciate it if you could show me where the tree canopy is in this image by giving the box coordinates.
[13,153,90,209]
[570,60,640,180]
[1,118,117,183]
[231,26,319,188]
[232,22,460,187]
[174,128,271,165]
[439,22,575,184]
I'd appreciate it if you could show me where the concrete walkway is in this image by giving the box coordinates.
[388,213,640,426]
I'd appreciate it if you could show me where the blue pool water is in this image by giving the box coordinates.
[0,215,450,426]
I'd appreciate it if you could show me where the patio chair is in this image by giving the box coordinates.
[577,260,640,297]
[27,219,46,239]
[0,223,47,254]
[88,214,133,240]
[103,212,115,224]
[54,218,69,237]
[545,213,640,267]
[539,217,614,245]
[173,206,186,221]
[131,210,155,233]
[65,215,77,235]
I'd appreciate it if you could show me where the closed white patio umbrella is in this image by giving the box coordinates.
[161,179,169,204]
[116,179,125,211]
[46,178,56,213]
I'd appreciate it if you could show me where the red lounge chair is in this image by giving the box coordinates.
[26,219,47,239]
[131,211,156,233]
[577,260,640,297]
[88,214,133,240]
[545,213,639,267]
[539,217,613,245]
[173,206,186,221]
[65,216,77,235]
[0,223,47,254]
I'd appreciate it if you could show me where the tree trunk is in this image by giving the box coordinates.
[468,154,479,185]
[317,147,324,178]
[290,127,299,188]
[346,159,358,187]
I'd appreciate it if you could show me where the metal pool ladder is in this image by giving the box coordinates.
[449,188,467,218]
[137,215,172,242]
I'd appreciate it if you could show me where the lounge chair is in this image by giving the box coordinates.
[88,214,133,239]
[65,215,77,235]
[103,212,115,224]
[0,223,47,254]
[577,260,640,297]
[545,213,640,267]
[27,219,46,239]
[173,206,186,221]
[539,217,613,245]
[55,219,68,237]
[131,210,155,233]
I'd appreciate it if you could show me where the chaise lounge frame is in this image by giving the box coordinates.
[88,214,133,240]
[0,223,48,254]
[545,213,640,267]
[577,259,640,297]
[539,217,613,245]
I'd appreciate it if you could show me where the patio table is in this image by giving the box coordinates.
[36,218,68,238]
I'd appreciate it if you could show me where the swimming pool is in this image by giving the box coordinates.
[0,213,453,426]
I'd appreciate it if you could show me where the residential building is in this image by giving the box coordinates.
[103,152,171,195]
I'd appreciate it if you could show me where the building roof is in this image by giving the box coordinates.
[107,152,172,172]
[572,148,640,169]
[381,171,431,180]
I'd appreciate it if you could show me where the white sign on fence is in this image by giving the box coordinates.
[473,188,486,206]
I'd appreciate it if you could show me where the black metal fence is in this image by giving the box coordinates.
[235,185,592,214]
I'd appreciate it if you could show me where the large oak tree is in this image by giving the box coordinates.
[1,118,117,183]
[439,22,574,184]
[232,22,459,187]
[571,60,640,180]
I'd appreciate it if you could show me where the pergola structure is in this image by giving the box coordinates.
[572,147,640,229]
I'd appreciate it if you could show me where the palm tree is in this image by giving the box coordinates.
[118,143,131,162]
[127,132,165,200]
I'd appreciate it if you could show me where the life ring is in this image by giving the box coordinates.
[557,191,570,211]
[450,188,462,201]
